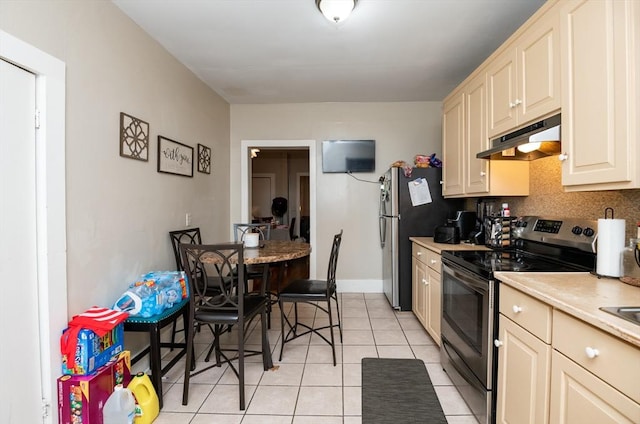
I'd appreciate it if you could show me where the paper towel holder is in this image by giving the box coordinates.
[604,207,615,219]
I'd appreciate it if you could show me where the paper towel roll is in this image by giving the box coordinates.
[596,218,626,277]
[244,233,260,248]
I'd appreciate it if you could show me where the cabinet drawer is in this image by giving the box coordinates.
[500,285,551,343]
[426,250,441,272]
[412,244,429,265]
[553,310,640,403]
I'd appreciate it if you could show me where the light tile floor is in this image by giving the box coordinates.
[154,292,478,423]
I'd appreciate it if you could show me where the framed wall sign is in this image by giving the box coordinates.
[197,144,211,174]
[157,136,193,177]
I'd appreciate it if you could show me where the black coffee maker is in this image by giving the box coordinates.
[468,199,499,245]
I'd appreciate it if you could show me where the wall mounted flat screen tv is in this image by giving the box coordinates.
[322,140,375,173]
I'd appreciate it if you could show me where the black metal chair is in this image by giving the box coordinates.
[179,243,273,410]
[278,230,343,365]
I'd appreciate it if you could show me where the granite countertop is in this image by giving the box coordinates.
[409,236,490,254]
[495,271,640,348]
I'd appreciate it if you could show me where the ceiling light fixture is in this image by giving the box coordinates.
[315,0,358,24]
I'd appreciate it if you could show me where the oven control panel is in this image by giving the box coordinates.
[514,216,597,253]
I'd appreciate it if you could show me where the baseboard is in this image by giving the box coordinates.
[336,279,383,293]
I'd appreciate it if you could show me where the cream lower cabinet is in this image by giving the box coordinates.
[411,242,441,345]
[495,285,552,424]
[496,285,640,424]
[549,311,640,423]
[560,0,640,190]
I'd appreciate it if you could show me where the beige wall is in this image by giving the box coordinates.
[231,102,443,284]
[0,1,230,315]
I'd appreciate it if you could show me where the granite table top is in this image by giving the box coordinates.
[199,240,311,265]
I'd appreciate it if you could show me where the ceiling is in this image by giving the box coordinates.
[113,0,545,104]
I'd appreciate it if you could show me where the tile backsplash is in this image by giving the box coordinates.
[468,156,640,240]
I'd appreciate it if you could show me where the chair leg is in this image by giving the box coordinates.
[238,321,245,410]
[148,324,164,409]
[279,298,286,361]
[170,320,177,351]
[182,318,195,406]
[327,298,337,366]
[334,291,343,342]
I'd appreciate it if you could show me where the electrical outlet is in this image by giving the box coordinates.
[185,213,192,227]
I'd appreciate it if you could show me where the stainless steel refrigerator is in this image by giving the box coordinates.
[379,167,463,310]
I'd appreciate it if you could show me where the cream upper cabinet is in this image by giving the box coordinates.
[442,91,465,196]
[559,0,640,191]
[487,8,561,139]
[443,75,529,198]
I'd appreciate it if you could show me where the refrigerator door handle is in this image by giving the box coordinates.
[379,216,386,248]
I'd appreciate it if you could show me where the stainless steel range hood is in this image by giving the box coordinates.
[477,114,561,160]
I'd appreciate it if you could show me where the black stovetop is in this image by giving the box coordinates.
[442,247,594,279]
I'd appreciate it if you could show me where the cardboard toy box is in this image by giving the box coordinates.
[57,350,131,424]
[62,323,124,375]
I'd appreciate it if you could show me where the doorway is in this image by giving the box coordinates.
[240,140,317,278]
[1,30,67,423]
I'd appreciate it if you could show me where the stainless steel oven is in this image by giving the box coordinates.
[439,216,598,424]
[441,260,496,424]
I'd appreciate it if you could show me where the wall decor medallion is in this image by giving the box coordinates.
[119,112,149,161]
[197,144,211,174]
[157,136,194,177]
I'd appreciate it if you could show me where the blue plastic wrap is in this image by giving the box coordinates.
[113,271,189,318]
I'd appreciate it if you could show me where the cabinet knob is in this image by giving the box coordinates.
[480,171,486,177]
[422,278,428,285]
[509,101,516,108]
[512,305,522,314]
[558,153,568,161]
[494,339,503,348]
[430,259,437,265]
[417,251,422,256]
[514,99,522,106]
[585,346,600,359]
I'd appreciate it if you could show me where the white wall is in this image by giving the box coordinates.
[0,2,230,315]
[231,102,442,289]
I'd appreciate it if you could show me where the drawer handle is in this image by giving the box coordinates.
[417,251,422,256]
[512,305,522,314]
[585,347,600,359]
[430,259,437,265]
[494,339,503,348]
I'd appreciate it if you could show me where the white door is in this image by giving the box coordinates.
[0,59,43,422]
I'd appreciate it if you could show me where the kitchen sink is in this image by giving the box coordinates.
[600,306,640,326]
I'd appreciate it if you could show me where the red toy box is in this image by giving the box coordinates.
[57,350,131,424]
[61,323,124,375]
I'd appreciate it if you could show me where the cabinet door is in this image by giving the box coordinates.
[442,92,465,196]
[412,256,427,326]
[425,267,441,346]
[496,315,551,424]
[465,73,489,194]
[487,49,518,138]
[560,0,637,188]
[549,351,640,424]
[517,8,561,123]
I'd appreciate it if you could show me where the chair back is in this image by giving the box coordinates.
[289,217,296,240]
[169,228,203,271]
[180,243,245,314]
[326,230,343,291]
[233,223,271,243]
